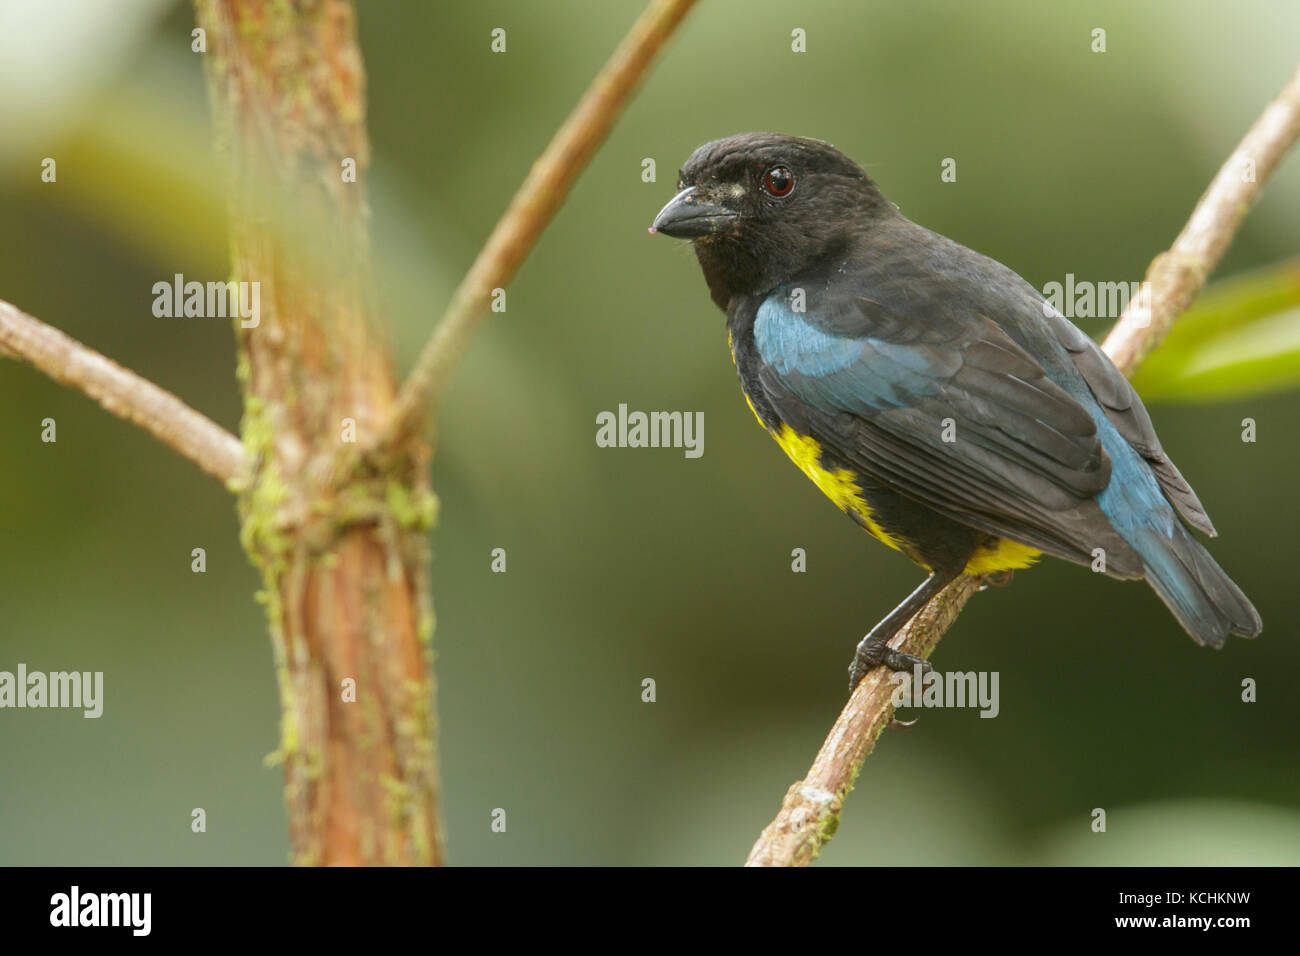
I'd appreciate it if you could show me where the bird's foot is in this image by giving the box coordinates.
[847,636,931,694]
[983,569,1015,588]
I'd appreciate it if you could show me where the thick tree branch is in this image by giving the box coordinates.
[746,61,1300,868]
[0,299,245,484]
[197,0,442,865]
[373,0,700,453]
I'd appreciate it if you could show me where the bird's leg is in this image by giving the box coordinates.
[848,570,958,693]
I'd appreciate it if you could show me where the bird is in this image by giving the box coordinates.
[649,132,1261,693]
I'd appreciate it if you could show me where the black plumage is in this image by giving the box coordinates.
[651,132,1260,689]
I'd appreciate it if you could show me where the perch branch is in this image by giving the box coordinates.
[0,298,245,484]
[373,0,701,453]
[746,61,1300,868]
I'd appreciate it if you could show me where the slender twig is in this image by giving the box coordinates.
[1104,63,1300,376]
[373,0,700,453]
[746,61,1300,868]
[0,299,245,485]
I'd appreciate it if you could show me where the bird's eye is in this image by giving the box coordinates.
[763,165,795,197]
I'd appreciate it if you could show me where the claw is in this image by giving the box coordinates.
[889,715,920,729]
[844,569,957,694]
[847,644,931,694]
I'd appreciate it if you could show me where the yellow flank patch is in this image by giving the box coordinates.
[964,538,1042,575]
[771,424,906,556]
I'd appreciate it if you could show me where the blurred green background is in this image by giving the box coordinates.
[1,0,1298,866]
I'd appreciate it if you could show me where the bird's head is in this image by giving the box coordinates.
[651,133,890,308]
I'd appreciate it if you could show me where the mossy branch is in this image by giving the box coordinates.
[196,0,442,866]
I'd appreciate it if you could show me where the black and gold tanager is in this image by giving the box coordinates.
[650,132,1261,692]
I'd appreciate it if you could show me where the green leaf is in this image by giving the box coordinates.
[1131,259,1300,402]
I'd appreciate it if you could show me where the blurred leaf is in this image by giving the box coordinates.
[1132,259,1300,402]
[0,0,176,169]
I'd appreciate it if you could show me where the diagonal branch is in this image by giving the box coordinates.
[1104,62,1300,376]
[746,61,1300,868]
[0,298,246,485]
[370,0,701,455]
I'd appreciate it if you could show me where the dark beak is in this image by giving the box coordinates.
[650,186,738,238]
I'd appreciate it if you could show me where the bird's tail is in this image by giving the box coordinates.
[1134,523,1261,648]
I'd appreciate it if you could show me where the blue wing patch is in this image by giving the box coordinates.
[753,289,945,411]
[754,294,862,376]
